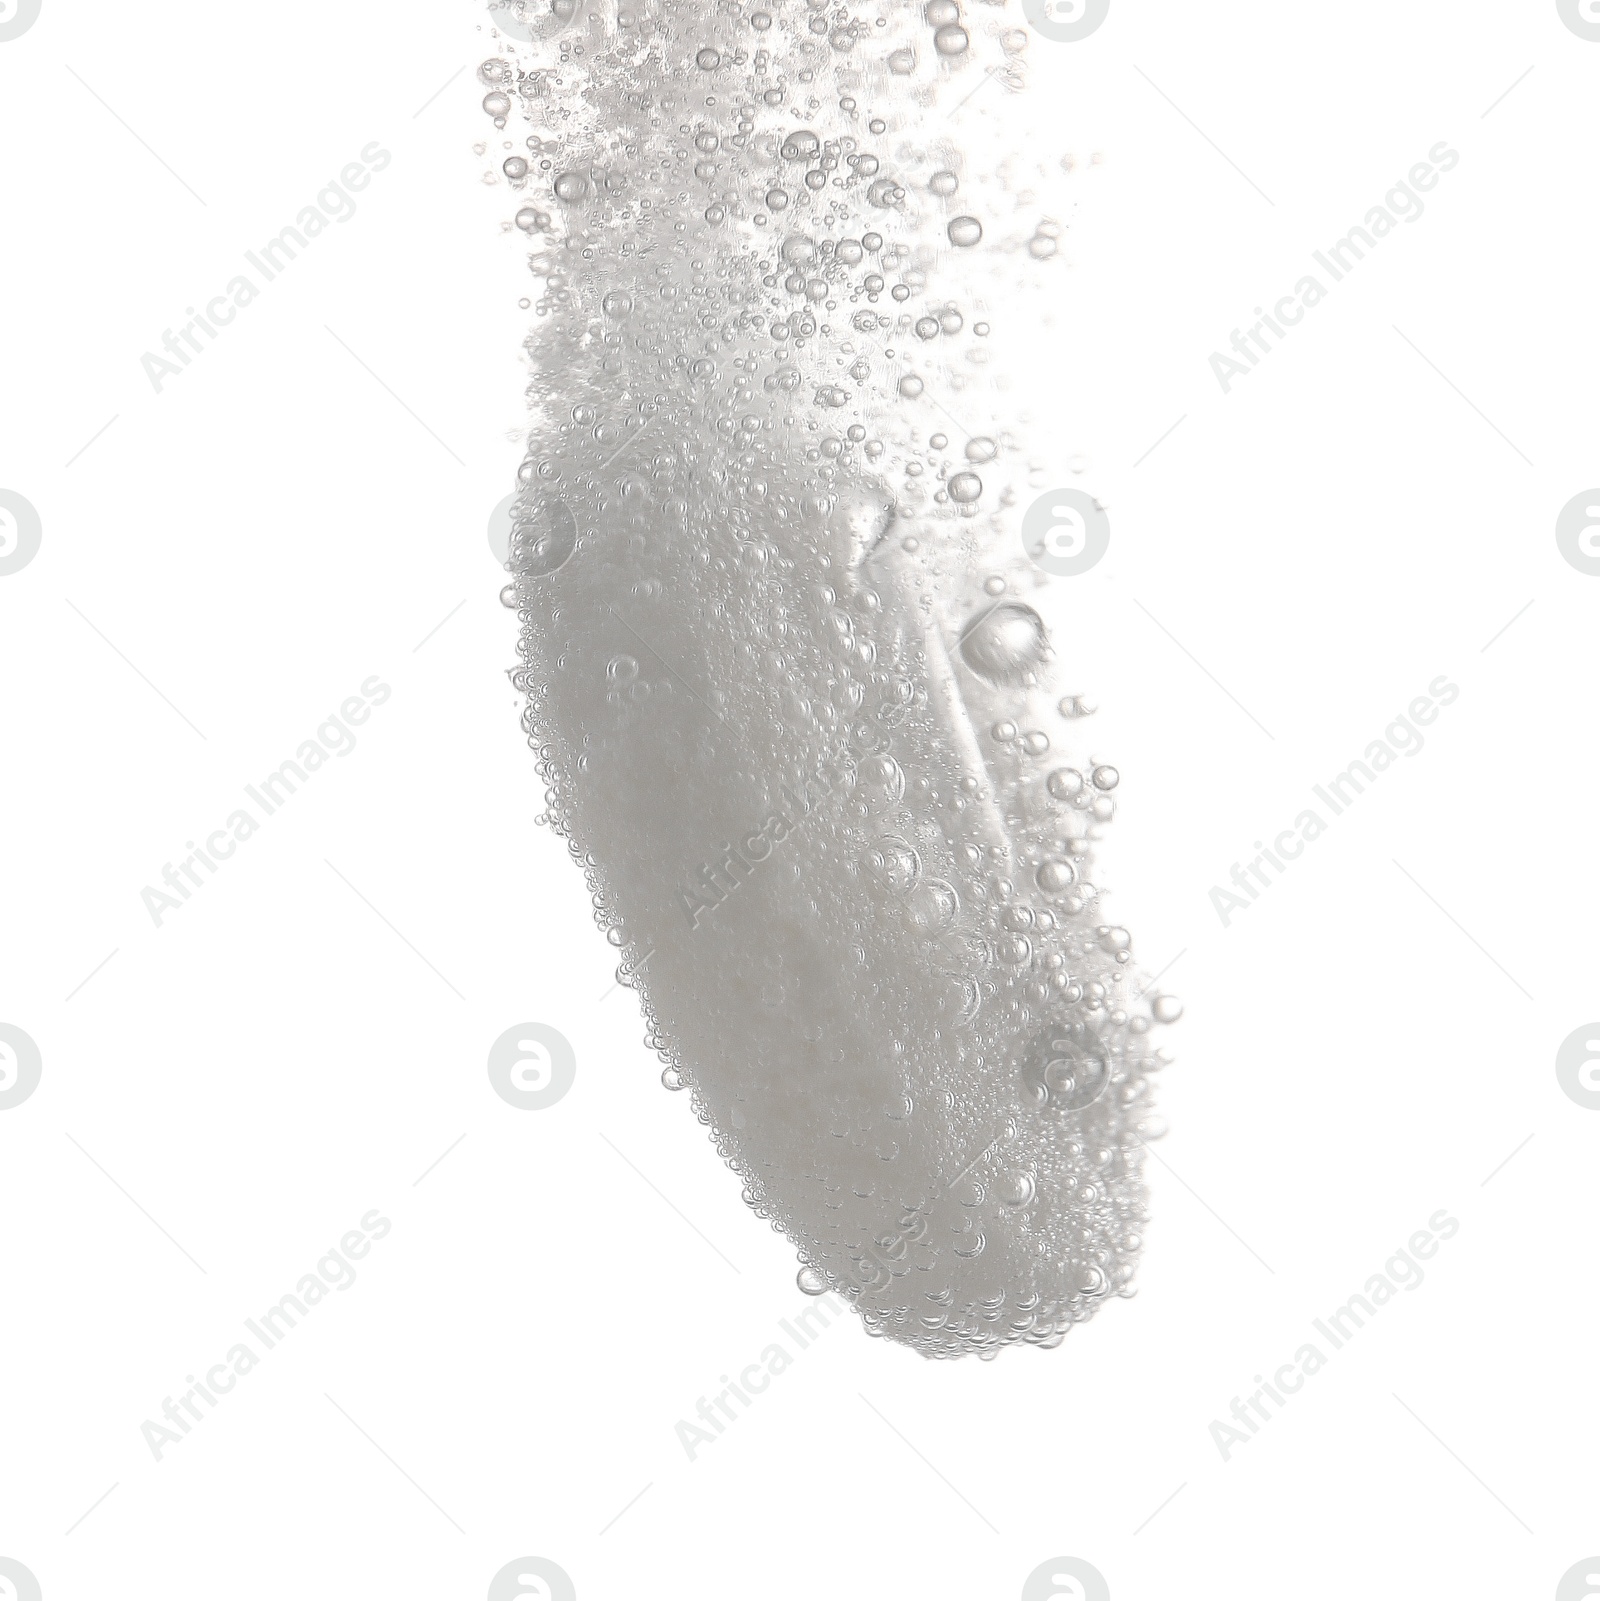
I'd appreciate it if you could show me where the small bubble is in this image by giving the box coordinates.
[1047,768,1084,800]
[696,46,722,68]
[554,170,589,202]
[997,1171,1035,1207]
[961,603,1048,685]
[1036,858,1076,893]
[866,835,921,895]
[1153,995,1183,1025]
[511,497,579,577]
[947,215,983,248]
[949,471,982,503]
[797,1265,827,1294]
[933,23,970,54]
[1092,764,1119,791]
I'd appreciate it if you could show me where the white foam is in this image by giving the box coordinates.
[489,0,1175,1357]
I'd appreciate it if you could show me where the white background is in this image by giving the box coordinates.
[2,2,1597,1598]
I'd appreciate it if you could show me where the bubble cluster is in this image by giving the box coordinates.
[488,0,1161,1358]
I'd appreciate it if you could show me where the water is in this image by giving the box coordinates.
[486,0,1176,1358]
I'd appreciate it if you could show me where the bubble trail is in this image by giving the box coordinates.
[485,0,1175,1358]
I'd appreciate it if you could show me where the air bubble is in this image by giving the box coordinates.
[1036,858,1076,893]
[511,498,579,577]
[960,603,1048,684]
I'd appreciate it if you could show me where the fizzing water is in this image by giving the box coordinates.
[487,0,1176,1357]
